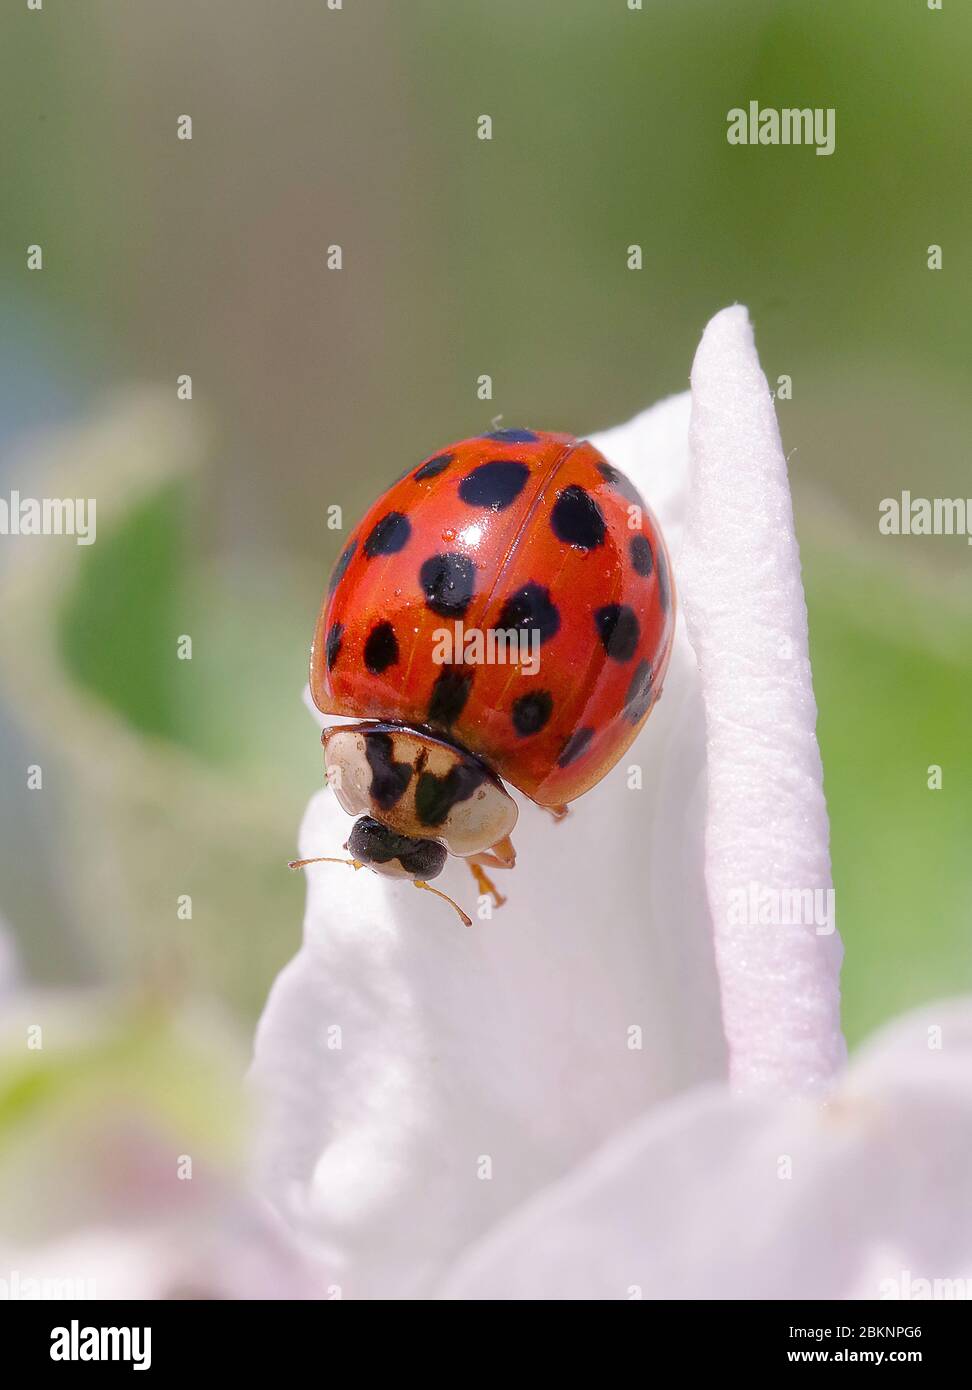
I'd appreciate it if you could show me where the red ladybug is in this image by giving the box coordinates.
[292,427,675,924]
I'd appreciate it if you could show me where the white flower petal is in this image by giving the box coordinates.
[250,389,727,1297]
[439,998,972,1300]
[589,389,692,556]
[680,306,844,1097]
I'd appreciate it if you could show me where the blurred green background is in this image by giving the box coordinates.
[0,0,969,1044]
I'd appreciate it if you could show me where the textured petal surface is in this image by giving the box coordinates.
[251,390,727,1298]
[440,999,972,1300]
[680,307,845,1096]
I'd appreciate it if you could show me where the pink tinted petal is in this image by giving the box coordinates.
[439,999,972,1300]
[680,306,844,1097]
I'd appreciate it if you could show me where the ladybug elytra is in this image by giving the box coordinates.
[291,427,675,924]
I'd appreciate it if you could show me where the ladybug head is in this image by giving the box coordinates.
[345,815,447,881]
[289,722,520,927]
[321,722,518,858]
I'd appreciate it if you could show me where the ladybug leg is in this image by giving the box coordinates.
[465,846,515,910]
[544,804,570,822]
[471,852,514,870]
[467,861,506,909]
[483,834,516,867]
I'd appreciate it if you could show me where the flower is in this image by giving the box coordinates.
[249,306,847,1298]
[438,997,972,1300]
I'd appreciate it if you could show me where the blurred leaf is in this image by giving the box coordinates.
[805,536,972,1046]
[56,476,314,786]
[0,1000,241,1155]
[59,481,189,744]
[0,396,310,1018]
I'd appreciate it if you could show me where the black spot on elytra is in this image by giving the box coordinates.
[420,552,476,618]
[458,460,530,511]
[624,659,654,723]
[414,452,454,481]
[551,485,606,550]
[594,604,640,662]
[485,428,538,443]
[364,621,399,675]
[511,690,553,736]
[428,666,474,726]
[327,540,356,594]
[557,727,594,768]
[325,622,344,671]
[656,551,672,614]
[414,763,487,828]
[494,582,560,645]
[597,461,648,511]
[363,732,413,810]
[347,815,447,880]
[630,534,654,578]
[364,511,411,558]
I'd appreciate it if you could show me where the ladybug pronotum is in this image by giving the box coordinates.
[291,427,675,924]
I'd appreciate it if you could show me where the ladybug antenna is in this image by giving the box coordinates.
[288,855,362,871]
[288,856,473,928]
[413,880,472,928]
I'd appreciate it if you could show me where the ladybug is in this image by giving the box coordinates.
[291,427,675,924]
